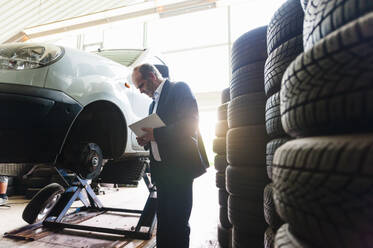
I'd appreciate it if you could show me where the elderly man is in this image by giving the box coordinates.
[132,64,208,248]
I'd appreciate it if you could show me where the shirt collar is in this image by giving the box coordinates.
[153,79,166,101]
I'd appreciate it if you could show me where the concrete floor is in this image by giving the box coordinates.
[0,167,219,248]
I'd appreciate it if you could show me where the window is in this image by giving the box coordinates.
[163,45,229,93]
[82,28,103,52]
[230,0,286,42]
[30,34,78,49]
[103,21,144,49]
[148,8,228,52]
[83,29,103,44]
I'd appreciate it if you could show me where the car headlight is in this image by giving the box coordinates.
[0,44,63,70]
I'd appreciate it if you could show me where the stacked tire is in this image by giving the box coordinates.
[0,163,32,196]
[214,87,232,248]
[6,177,16,196]
[22,164,56,199]
[273,1,373,247]
[263,1,304,247]
[50,170,75,187]
[98,158,147,185]
[227,26,269,247]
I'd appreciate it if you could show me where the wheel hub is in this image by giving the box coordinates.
[91,156,99,167]
[78,143,103,179]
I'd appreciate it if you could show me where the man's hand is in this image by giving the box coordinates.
[136,128,155,146]
[141,128,155,142]
[136,136,148,147]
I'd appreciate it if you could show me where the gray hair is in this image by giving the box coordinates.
[137,63,163,81]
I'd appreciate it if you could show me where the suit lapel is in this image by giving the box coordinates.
[156,80,170,116]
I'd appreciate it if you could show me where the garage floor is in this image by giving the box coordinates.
[0,167,219,248]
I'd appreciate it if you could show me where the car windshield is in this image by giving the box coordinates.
[94,49,143,67]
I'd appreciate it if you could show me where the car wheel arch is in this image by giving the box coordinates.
[59,100,127,161]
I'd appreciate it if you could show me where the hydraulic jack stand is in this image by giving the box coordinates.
[42,169,157,240]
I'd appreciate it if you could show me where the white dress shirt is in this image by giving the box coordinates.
[151,80,165,161]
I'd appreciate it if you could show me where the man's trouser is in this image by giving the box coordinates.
[156,179,193,248]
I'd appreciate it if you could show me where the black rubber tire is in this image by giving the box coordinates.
[50,175,69,187]
[232,228,264,248]
[219,189,229,207]
[6,185,16,196]
[227,125,268,166]
[266,138,290,180]
[217,103,228,121]
[264,183,284,230]
[275,224,310,248]
[22,183,64,224]
[228,92,266,128]
[0,163,31,177]
[7,176,14,186]
[218,224,232,248]
[281,13,373,137]
[267,0,304,54]
[230,60,265,99]
[213,137,226,155]
[231,26,267,73]
[266,92,286,138]
[216,172,225,189]
[272,135,373,248]
[220,206,232,228]
[214,155,228,172]
[221,87,231,104]
[265,227,275,248]
[303,0,373,51]
[226,166,269,198]
[25,188,42,199]
[228,195,266,236]
[300,0,309,11]
[264,35,303,97]
[99,159,146,184]
[50,171,75,186]
[215,120,228,137]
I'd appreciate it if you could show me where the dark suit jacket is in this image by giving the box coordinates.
[147,80,208,184]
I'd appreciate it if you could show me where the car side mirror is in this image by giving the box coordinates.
[154,64,169,79]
